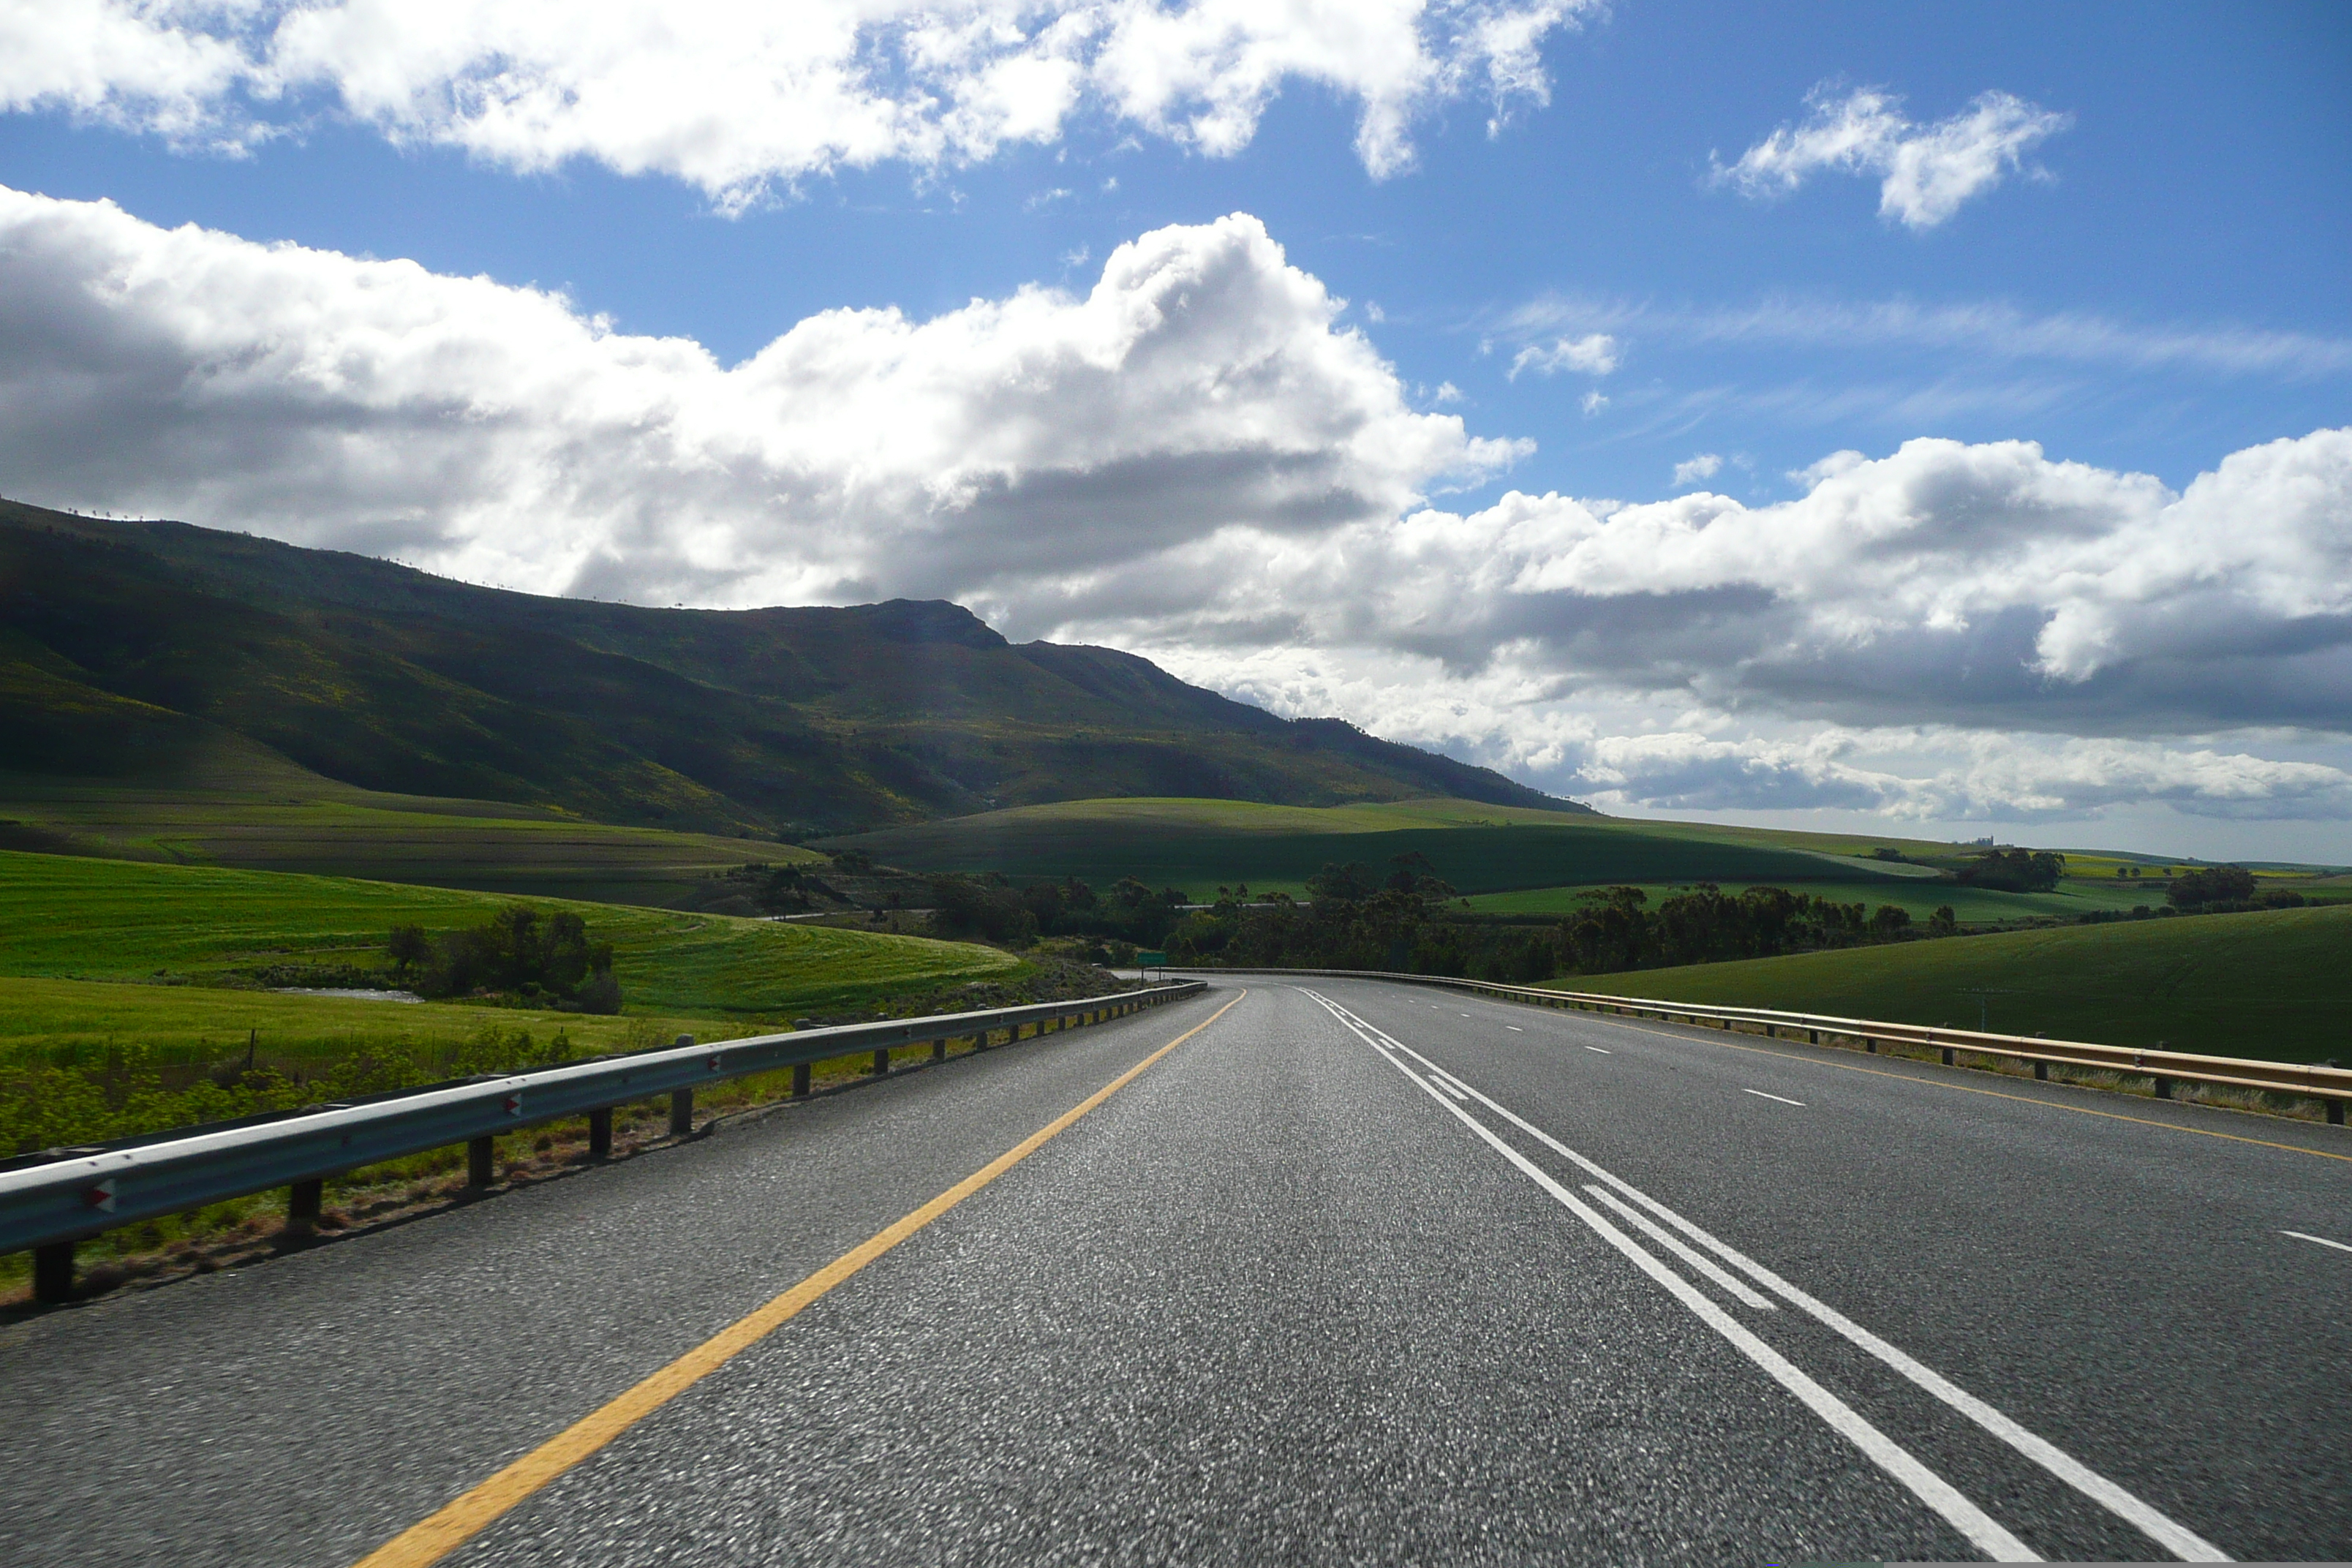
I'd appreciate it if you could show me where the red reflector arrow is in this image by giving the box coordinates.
[85,1177,116,1212]
[502,1093,522,1116]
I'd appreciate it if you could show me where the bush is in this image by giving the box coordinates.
[389,906,621,1012]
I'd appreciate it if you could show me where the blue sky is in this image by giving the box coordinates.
[2,1,2348,856]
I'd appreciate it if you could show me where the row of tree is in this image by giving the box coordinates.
[1153,857,1950,982]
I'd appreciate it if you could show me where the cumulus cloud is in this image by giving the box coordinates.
[6,184,2348,829]
[1714,85,2070,229]
[0,185,1521,608]
[1115,428,2352,736]
[1508,331,1618,379]
[1670,452,1722,486]
[0,1,1594,200]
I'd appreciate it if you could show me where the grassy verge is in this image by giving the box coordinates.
[0,1012,1091,1308]
[1547,902,2352,1063]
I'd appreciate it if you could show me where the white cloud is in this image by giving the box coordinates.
[1670,452,1722,486]
[1714,85,2070,229]
[1578,389,1607,415]
[0,186,1522,611]
[4,183,2348,833]
[0,1,1595,203]
[1508,331,1618,379]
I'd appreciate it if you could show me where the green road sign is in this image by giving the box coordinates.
[1137,950,1167,968]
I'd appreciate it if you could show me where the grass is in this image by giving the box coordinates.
[1550,902,2352,1063]
[1464,875,2163,924]
[0,848,1018,1019]
[828,796,1927,900]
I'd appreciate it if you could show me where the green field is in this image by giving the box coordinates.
[828,796,1932,900]
[0,850,1017,1020]
[1465,875,2160,924]
[1554,903,2352,1063]
[0,752,817,909]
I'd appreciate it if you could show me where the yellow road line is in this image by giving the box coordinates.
[1583,1011,2352,1163]
[355,990,1246,1568]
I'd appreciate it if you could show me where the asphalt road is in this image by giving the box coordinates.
[1,978,2345,1566]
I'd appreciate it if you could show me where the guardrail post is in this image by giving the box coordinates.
[1864,1037,1877,1053]
[669,1089,693,1138]
[2152,1076,2173,1100]
[932,1036,947,1061]
[2329,1101,2345,1126]
[467,1136,495,1188]
[792,1063,812,1097]
[870,1046,890,1076]
[1940,1046,1955,1066]
[287,1178,323,1233]
[588,1107,614,1158]
[32,1240,72,1304]
[2033,1060,2048,1081]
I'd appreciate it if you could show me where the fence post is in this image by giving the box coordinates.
[588,1107,614,1158]
[33,1240,72,1304]
[467,1135,495,1188]
[669,1089,694,1138]
[287,1178,323,1234]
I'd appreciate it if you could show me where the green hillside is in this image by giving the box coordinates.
[827,796,1923,900]
[4,500,1575,836]
[0,742,817,907]
[1558,903,2352,1063]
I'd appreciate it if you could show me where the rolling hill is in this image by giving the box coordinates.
[825,796,1929,900]
[3,499,1579,837]
[1562,902,2352,1063]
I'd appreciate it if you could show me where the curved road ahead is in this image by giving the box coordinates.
[2,979,2345,1564]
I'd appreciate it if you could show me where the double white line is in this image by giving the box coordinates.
[1300,989,2230,1565]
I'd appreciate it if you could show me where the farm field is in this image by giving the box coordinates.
[0,851,1018,1019]
[828,796,1933,900]
[1465,875,2159,924]
[1555,902,2352,1063]
[0,761,812,908]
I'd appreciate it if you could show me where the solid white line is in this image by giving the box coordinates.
[1744,1088,1807,1107]
[1429,1066,1475,1096]
[1304,992,2036,1563]
[1505,1025,1523,1032]
[1425,1073,1469,1102]
[2282,1229,2352,1254]
[1319,995,2230,1565]
[1584,1046,1612,1055]
[1583,1184,1778,1311]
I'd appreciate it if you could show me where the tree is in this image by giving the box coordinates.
[1305,862,1378,903]
[387,924,430,980]
[2167,865,2257,908]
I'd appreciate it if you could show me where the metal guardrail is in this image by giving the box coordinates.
[4,982,1205,1302]
[1178,966,2352,1122]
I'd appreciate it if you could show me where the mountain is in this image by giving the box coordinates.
[1,499,1587,834]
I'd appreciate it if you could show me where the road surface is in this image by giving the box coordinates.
[2,978,2345,1564]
